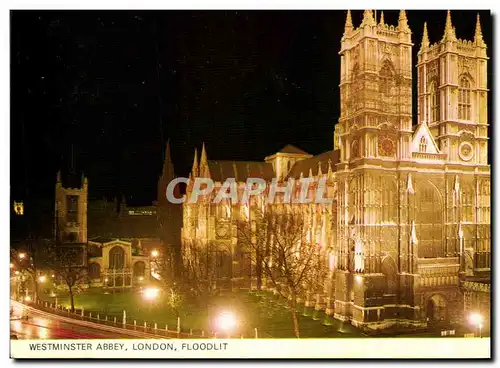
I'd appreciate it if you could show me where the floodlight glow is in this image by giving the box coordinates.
[469,312,483,326]
[25,295,31,302]
[143,287,159,301]
[151,249,159,258]
[38,275,46,283]
[19,253,26,259]
[215,311,237,332]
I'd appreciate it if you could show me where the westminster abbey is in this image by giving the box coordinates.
[179,10,491,331]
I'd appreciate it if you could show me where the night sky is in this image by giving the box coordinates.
[11,10,492,208]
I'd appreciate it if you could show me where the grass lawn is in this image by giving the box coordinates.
[39,288,363,338]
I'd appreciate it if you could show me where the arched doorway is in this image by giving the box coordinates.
[109,246,125,269]
[416,181,443,258]
[426,294,448,324]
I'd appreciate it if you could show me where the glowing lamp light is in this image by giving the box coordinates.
[469,312,483,326]
[138,276,144,281]
[215,311,237,332]
[151,249,159,258]
[25,295,31,302]
[38,275,46,283]
[51,274,55,278]
[18,253,26,260]
[104,278,109,282]
[15,271,20,275]
[143,287,159,301]
[10,263,14,269]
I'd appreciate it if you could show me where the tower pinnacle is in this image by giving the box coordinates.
[475,13,486,47]
[344,10,353,35]
[398,10,410,32]
[379,11,385,25]
[361,10,376,27]
[191,147,199,178]
[419,22,430,53]
[442,10,457,41]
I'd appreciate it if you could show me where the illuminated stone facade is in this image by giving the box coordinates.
[181,10,490,331]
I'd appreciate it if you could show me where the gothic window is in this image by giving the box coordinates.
[66,195,78,222]
[379,61,394,96]
[109,246,125,270]
[419,136,428,153]
[461,185,474,223]
[381,181,397,223]
[416,182,443,258]
[429,81,440,122]
[459,76,471,120]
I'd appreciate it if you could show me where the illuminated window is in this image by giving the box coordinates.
[459,76,471,120]
[419,136,428,153]
[429,81,440,122]
[14,201,24,215]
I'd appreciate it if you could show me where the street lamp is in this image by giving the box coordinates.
[143,287,159,312]
[215,311,238,338]
[10,263,14,269]
[38,275,46,283]
[151,249,159,258]
[469,312,484,338]
[18,253,26,260]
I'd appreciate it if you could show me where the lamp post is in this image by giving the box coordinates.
[469,312,484,338]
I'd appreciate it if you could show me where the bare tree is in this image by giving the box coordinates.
[46,244,89,312]
[238,205,321,338]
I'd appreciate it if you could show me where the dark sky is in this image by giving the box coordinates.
[11,10,492,207]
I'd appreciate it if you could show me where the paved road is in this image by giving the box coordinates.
[10,304,132,339]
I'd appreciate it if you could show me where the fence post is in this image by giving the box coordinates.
[114,317,117,325]
[254,327,258,339]
[134,320,137,330]
[165,324,168,332]
[97,314,100,321]
[177,317,181,337]
[144,321,147,331]
[154,323,157,331]
[189,328,193,336]
[81,308,84,318]
[89,312,92,319]
[105,316,108,322]
[202,330,205,337]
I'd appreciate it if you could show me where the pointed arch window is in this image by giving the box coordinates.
[379,61,394,96]
[429,81,440,122]
[419,136,428,153]
[459,76,471,120]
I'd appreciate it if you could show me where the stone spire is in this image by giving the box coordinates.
[362,10,376,27]
[344,10,354,35]
[191,147,198,178]
[442,10,457,41]
[475,13,486,47]
[317,161,323,176]
[199,142,208,177]
[160,140,175,181]
[419,22,430,54]
[398,10,410,32]
[379,11,385,25]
